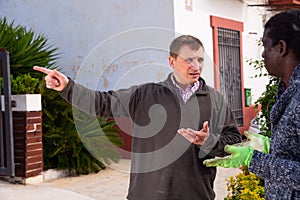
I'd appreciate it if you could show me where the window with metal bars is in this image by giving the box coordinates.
[217,27,243,126]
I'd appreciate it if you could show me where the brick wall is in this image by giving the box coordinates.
[13,111,43,178]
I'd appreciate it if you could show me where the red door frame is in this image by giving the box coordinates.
[268,0,300,4]
[210,15,248,133]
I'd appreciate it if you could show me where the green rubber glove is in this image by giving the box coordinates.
[244,131,270,154]
[203,145,254,168]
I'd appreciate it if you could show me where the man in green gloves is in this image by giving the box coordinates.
[204,9,300,200]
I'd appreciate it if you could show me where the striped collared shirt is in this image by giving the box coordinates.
[171,75,200,103]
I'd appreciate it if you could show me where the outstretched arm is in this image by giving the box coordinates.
[33,66,69,91]
[34,66,133,118]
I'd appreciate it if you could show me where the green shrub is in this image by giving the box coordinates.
[0,74,39,95]
[226,167,265,200]
[41,85,123,174]
[247,58,278,138]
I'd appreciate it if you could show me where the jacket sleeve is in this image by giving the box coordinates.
[59,78,136,118]
[199,88,242,158]
[249,103,300,190]
[249,151,300,190]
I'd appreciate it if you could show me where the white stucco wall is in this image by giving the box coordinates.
[0,0,175,91]
[173,0,268,102]
[1,0,269,101]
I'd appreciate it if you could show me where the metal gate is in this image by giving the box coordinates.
[218,27,243,126]
[0,49,14,177]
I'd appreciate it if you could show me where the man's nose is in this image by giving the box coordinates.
[191,60,201,70]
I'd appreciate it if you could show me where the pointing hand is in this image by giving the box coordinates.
[33,66,69,91]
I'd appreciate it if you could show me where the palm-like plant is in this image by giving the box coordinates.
[0,17,123,174]
[0,17,59,78]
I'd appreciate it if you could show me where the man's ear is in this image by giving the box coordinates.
[169,56,175,67]
[278,40,288,57]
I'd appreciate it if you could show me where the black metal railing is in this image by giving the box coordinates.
[0,48,14,177]
[218,28,243,126]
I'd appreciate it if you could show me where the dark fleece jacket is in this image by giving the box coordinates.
[60,73,241,200]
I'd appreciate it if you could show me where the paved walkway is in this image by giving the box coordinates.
[0,159,240,200]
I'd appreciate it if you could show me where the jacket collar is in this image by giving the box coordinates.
[162,73,209,95]
[270,64,300,126]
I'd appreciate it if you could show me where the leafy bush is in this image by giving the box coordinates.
[0,74,39,95]
[226,167,265,200]
[1,16,123,174]
[247,58,278,137]
[40,82,123,174]
[39,84,123,174]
